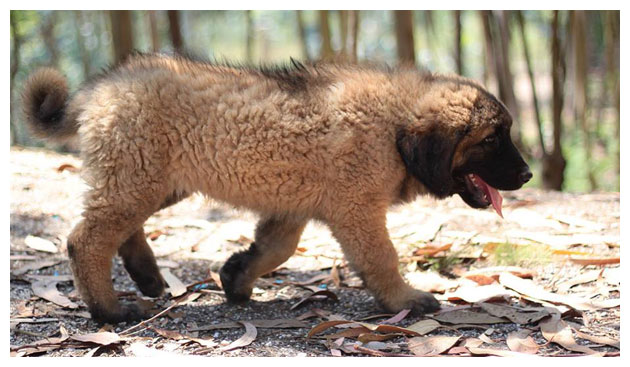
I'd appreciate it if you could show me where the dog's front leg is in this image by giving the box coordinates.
[326,206,440,315]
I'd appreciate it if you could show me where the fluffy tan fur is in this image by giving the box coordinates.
[22,53,518,323]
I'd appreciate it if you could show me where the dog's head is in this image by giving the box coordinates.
[396,78,531,214]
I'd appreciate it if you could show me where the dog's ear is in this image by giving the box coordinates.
[396,127,460,198]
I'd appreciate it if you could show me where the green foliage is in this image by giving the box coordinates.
[488,241,552,267]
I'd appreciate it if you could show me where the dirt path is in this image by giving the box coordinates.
[10,147,620,357]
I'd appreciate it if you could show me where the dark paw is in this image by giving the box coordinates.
[219,266,252,304]
[135,274,166,298]
[219,243,257,304]
[407,291,441,315]
[90,302,147,324]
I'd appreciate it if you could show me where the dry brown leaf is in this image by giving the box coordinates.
[406,319,441,335]
[501,272,620,311]
[24,235,58,253]
[290,289,338,310]
[218,321,257,351]
[507,329,539,354]
[463,338,484,348]
[478,302,550,324]
[160,268,187,297]
[12,260,61,276]
[31,280,78,309]
[405,271,458,293]
[573,329,619,349]
[467,347,532,357]
[464,266,536,279]
[556,270,602,293]
[71,332,121,346]
[569,257,620,266]
[432,308,508,324]
[327,327,371,340]
[381,309,410,324]
[413,243,452,256]
[209,271,222,289]
[307,320,354,338]
[357,333,401,343]
[408,335,461,356]
[540,315,599,355]
[57,163,79,173]
[445,283,515,303]
[464,274,497,285]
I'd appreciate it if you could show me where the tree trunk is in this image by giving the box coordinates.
[109,10,134,63]
[339,10,348,58]
[318,10,334,60]
[40,11,59,67]
[245,10,254,62]
[295,11,310,61]
[394,10,415,65]
[481,11,526,157]
[543,10,567,191]
[167,10,183,53]
[516,10,545,157]
[73,10,92,78]
[604,11,620,184]
[454,10,463,75]
[147,10,160,52]
[479,11,494,89]
[10,11,21,145]
[349,10,360,62]
[572,10,596,190]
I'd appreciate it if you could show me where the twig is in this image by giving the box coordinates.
[119,292,199,336]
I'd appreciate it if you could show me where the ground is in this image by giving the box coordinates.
[10,146,620,357]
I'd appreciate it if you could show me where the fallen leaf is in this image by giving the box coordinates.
[540,315,599,355]
[71,332,121,346]
[464,266,536,279]
[467,347,532,357]
[12,260,61,276]
[160,268,187,297]
[218,321,257,351]
[432,308,508,324]
[381,309,410,324]
[464,274,496,286]
[405,319,441,335]
[308,320,354,338]
[57,163,78,173]
[500,272,620,311]
[290,289,338,310]
[357,333,402,343]
[463,338,484,348]
[506,329,539,354]
[478,302,550,324]
[405,271,458,293]
[408,335,461,356]
[31,280,78,309]
[445,283,515,303]
[556,270,602,293]
[24,235,58,253]
[569,257,620,266]
[413,243,452,256]
[573,329,619,349]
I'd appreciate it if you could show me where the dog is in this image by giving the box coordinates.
[21,53,531,324]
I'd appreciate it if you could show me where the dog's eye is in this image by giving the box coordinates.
[482,135,497,145]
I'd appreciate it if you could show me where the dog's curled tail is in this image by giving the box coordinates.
[21,68,78,141]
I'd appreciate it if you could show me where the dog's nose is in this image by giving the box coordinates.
[519,168,533,184]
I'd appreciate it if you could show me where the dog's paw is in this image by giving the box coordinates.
[90,302,147,325]
[380,289,441,316]
[135,273,167,298]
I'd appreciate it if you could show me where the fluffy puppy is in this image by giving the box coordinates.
[21,53,531,323]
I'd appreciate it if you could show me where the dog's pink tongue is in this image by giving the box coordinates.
[473,174,503,218]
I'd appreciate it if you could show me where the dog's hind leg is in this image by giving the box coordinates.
[117,191,190,298]
[118,228,166,297]
[67,187,168,324]
[220,214,308,303]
